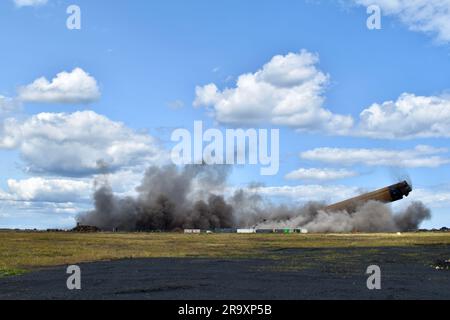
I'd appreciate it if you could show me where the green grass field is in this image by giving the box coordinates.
[1,231,449,278]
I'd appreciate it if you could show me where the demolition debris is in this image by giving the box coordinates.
[77,166,431,233]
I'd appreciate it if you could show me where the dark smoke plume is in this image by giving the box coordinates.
[78,165,235,231]
[78,165,431,232]
[394,201,431,231]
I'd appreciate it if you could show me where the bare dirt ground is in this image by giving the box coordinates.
[1,245,449,300]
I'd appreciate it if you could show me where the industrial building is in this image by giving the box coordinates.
[183,228,309,234]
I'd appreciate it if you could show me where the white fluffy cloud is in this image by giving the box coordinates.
[285,168,358,181]
[0,172,141,204]
[14,0,47,7]
[357,93,450,139]
[0,178,91,203]
[18,68,100,104]
[194,50,353,134]
[301,145,450,168]
[412,187,450,208]
[0,96,19,114]
[0,111,165,176]
[254,184,360,204]
[353,0,450,43]
[0,199,85,230]
[253,184,450,209]
[194,51,450,139]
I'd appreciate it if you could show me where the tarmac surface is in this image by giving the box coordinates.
[1,246,449,300]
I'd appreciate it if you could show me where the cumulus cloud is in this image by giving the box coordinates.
[0,96,20,115]
[14,0,47,7]
[412,187,450,208]
[357,93,450,139]
[0,200,85,230]
[0,176,92,230]
[18,68,100,104]
[0,177,91,203]
[194,50,353,134]
[0,111,165,176]
[253,184,360,204]
[250,183,450,210]
[353,0,450,43]
[301,145,450,168]
[285,168,358,181]
[194,50,450,139]
[0,171,143,204]
[0,167,152,230]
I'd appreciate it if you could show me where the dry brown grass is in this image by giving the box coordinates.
[1,231,449,277]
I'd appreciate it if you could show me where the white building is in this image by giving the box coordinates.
[237,229,256,234]
[184,229,201,234]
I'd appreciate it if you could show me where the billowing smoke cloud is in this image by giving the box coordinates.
[78,165,431,232]
[394,202,431,231]
[256,201,431,233]
[78,165,235,231]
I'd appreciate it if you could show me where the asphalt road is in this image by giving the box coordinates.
[1,246,449,300]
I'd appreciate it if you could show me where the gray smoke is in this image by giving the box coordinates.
[78,165,234,231]
[78,165,432,232]
[394,201,431,231]
[256,201,431,233]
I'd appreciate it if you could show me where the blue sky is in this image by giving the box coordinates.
[1,0,450,229]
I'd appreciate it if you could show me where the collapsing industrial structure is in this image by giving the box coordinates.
[76,179,419,234]
[183,181,413,234]
[324,181,412,213]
